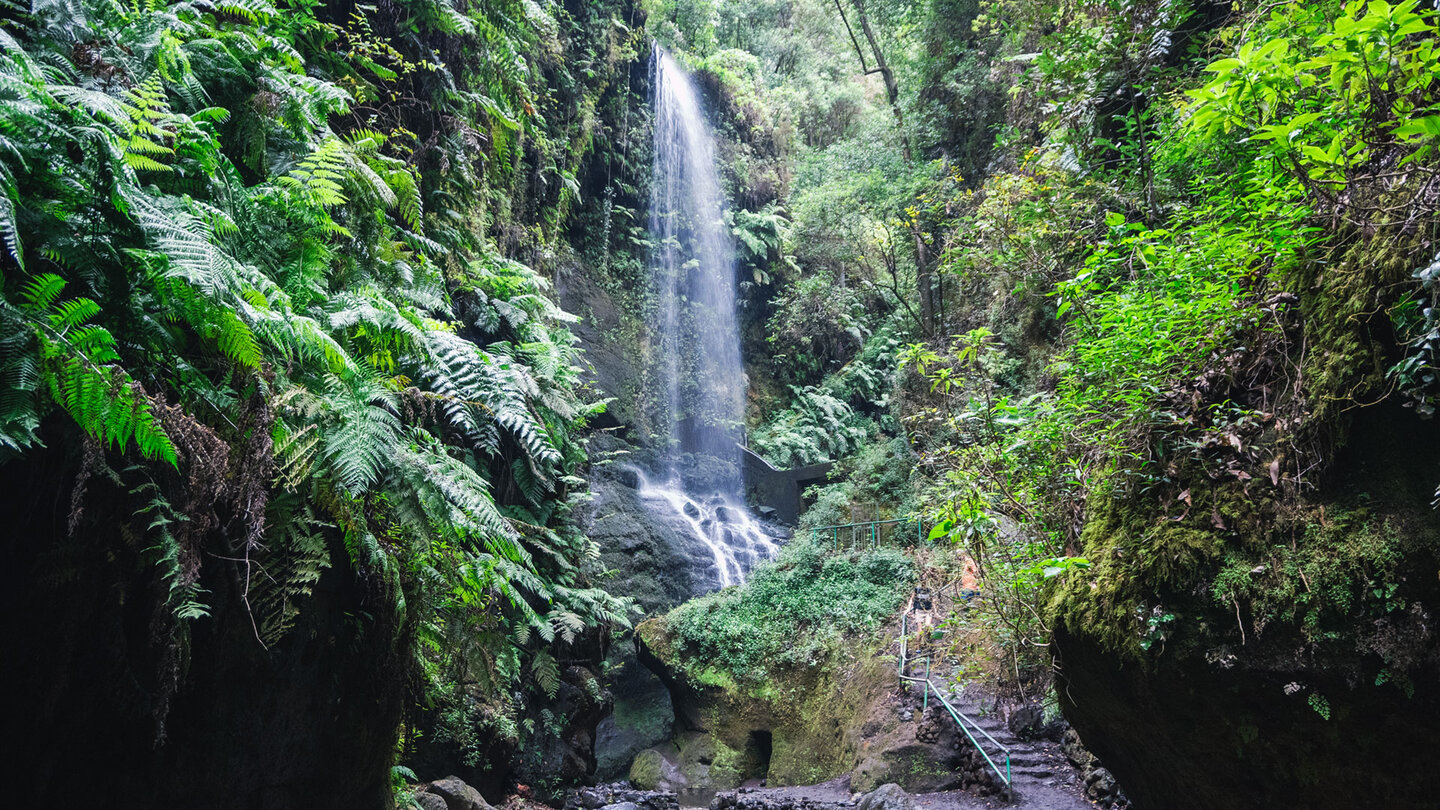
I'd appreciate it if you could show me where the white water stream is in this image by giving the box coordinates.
[634,470,781,589]
[643,45,780,588]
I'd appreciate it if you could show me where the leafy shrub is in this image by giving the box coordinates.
[797,437,918,530]
[664,538,915,683]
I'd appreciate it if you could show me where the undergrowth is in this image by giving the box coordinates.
[663,537,915,685]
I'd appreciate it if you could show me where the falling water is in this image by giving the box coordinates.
[635,470,779,589]
[641,45,780,589]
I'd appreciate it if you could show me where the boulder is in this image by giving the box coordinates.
[426,777,493,810]
[1085,767,1121,803]
[857,784,915,810]
[1008,704,1065,742]
[630,749,669,790]
[414,793,450,810]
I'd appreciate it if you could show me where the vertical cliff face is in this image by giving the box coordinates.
[3,433,407,809]
[1053,405,1440,810]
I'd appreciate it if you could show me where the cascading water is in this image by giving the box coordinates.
[640,45,782,589]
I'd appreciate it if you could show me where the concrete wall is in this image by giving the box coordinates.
[740,446,831,525]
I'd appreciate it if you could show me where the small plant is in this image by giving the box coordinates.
[391,765,419,809]
[1137,606,1176,652]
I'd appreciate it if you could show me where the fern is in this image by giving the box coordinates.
[13,277,177,464]
[280,136,351,208]
[530,650,559,698]
[250,500,332,647]
[120,75,175,173]
[210,0,276,25]
[0,0,630,736]
[322,371,401,494]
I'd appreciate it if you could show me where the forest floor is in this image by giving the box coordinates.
[712,770,1096,810]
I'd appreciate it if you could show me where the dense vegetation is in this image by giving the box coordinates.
[661,538,913,685]
[1,0,642,799]
[10,0,1440,802]
[650,0,1440,698]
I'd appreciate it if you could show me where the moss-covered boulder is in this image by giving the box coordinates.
[629,748,667,790]
[635,614,970,792]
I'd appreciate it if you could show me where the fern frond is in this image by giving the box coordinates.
[530,650,559,698]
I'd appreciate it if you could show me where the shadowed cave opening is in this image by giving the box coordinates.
[743,730,773,783]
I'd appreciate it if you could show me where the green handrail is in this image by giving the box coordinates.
[898,614,1013,800]
[808,517,926,552]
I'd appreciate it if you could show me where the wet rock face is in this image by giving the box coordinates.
[596,666,676,781]
[582,441,704,780]
[3,441,404,809]
[512,664,613,794]
[556,266,645,433]
[582,440,711,612]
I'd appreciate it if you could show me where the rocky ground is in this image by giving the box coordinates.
[567,777,1096,810]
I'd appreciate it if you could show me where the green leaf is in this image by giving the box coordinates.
[1393,115,1440,140]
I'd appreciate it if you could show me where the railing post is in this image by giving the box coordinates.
[917,517,923,546]
[900,614,908,678]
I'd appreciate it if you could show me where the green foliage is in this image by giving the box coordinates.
[664,537,915,683]
[796,436,916,529]
[1210,506,1406,643]
[752,385,869,467]
[1391,251,1440,423]
[1188,0,1440,189]
[0,0,634,775]
[888,0,1440,675]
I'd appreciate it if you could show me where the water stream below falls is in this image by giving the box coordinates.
[635,470,782,589]
[643,46,779,588]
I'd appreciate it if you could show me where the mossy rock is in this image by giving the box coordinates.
[640,613,965,789]
[629,749,665,790]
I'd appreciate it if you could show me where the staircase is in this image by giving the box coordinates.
[897,614,1084,806]
[939,685,1060,791]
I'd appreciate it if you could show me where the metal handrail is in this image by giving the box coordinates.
[808,517,927,551]
[898,614,1013,800]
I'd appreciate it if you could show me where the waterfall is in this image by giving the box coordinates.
[639,45,781,589]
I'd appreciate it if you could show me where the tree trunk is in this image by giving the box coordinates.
[850,0,912,162]
[836,0,933,332]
